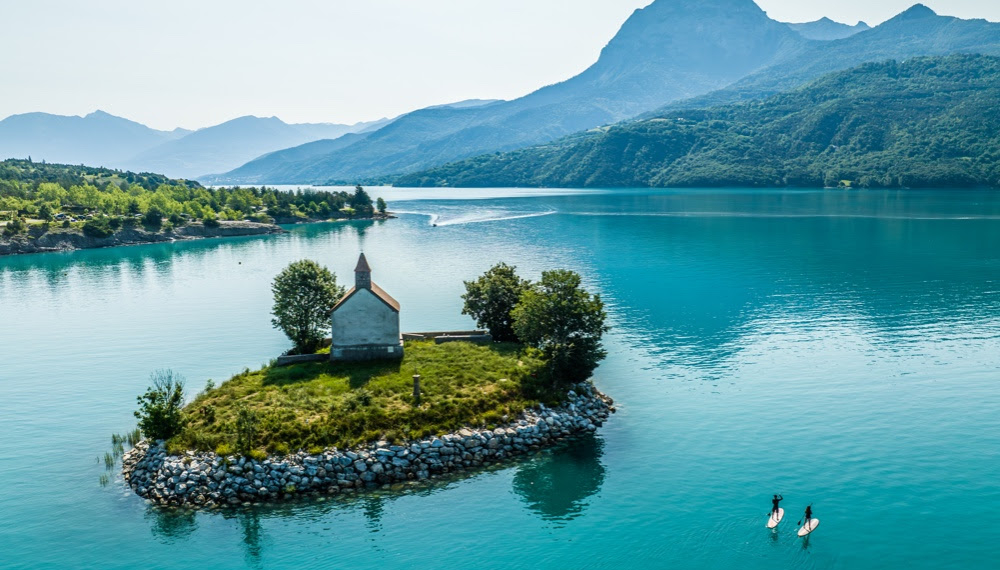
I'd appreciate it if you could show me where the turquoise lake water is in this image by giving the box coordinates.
[2,188,999,569]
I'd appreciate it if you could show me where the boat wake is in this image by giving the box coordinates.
[396,209,557,227]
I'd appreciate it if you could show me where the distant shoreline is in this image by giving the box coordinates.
[0,215,393,257]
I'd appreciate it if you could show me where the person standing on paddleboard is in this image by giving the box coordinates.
[771,494,783,516]
[803,505,813,526]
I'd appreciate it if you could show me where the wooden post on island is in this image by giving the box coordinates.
[413,374,421,402]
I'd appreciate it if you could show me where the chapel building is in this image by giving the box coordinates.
[330,253,403,361]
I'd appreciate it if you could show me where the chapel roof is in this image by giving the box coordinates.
[332,282,400,313]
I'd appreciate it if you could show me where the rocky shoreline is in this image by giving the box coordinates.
[122,383,614,508]
[0,220,285,256]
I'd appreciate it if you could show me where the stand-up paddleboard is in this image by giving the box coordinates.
[767,508,784,528]
[797,518,820,536]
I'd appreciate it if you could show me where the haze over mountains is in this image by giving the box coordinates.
[0,111,387,179]
[209,0,810,184]
[0,111,186,170]
[3,0,1000,188]
[119,116,389,179]
[211,0,1000,186]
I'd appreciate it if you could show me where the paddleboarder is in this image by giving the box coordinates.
[771,494,783,517]
[802,504,813,527]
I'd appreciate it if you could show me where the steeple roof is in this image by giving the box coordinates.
[355,253,371,272]
[331,283,400,313]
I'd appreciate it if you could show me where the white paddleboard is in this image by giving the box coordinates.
[797,518,820,536]
[767,508,784,528]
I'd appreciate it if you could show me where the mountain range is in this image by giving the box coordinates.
[0,111,387,179]
[119,115,390,179]
[655,4,1000,113]
[207,0,810,184]
[787,17,870,41]
[395,55,1000,189]
[210,1,1000,185]
[5,0,1000,188]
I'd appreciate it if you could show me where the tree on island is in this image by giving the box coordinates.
[349,185,374,216]
[462,262,530,342]
[513,269,608,387]
[134,369,186,441]
[376,197,387,215]
[270,260,345,354]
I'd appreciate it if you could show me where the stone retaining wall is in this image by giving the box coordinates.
[122,383,613,508]
[274,354,328,366]
[0,221,284,256]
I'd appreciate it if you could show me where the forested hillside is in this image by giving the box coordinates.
[0,160,378,236]
[396,55,1000,189]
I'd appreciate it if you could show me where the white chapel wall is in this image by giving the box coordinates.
[331,289,400,347]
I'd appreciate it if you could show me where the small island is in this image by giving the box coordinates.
[121,256,614,508]
[0,159,390,256]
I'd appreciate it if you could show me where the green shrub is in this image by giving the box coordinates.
[38,203,54,221]
[168,213,186,226]
[61,220,71,228]
[345,389,373,411]
[134,369,186,441]
[202,213,220,228]
[235,404,259,455]
[143,208,163,228]
[269,442,290,455]
[199,404,216,424]
[82,216,115,238]
[247,213,273,224]
[215,443,234,456]
[3,217,28,236]
[247,449,267,461]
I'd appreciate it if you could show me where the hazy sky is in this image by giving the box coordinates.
[2,0,998,130]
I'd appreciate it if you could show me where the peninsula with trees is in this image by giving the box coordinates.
[120,256,614,507]
[0,159,389,256]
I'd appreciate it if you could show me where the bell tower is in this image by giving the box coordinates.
[354,253,372,290]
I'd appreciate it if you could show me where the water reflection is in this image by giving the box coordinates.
[361,495,385,534]
[512,434,605,523]
[237,510,264,567]
[145,507,198,543]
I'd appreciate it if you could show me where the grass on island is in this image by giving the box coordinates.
[169,341,549,455]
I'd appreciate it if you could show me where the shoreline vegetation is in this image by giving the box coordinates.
[0,159,391,257]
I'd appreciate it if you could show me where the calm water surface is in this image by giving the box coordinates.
[2,188,999,569]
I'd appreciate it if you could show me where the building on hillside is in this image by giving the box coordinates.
[330,253,403,361]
